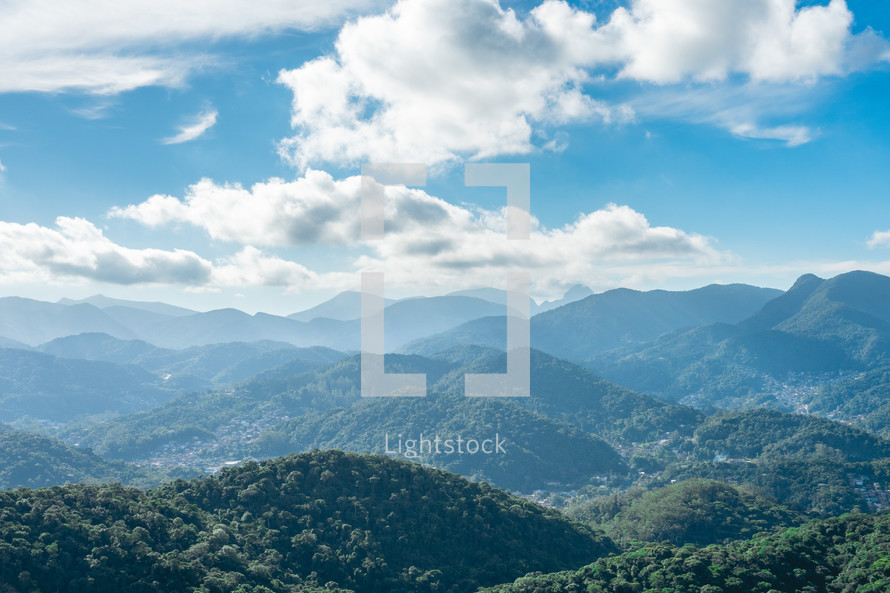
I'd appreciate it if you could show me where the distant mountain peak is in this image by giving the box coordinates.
[563,284,593,300]
[789,273,825,291]
[57,294,196,317]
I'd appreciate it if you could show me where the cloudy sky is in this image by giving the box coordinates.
[1,0,889,314]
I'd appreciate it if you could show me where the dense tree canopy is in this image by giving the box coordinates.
[0,450,615,593]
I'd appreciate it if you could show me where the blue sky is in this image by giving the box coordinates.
[0,0,889,314]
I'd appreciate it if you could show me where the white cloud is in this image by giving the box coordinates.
[0,217,213,285]
[109,170,366,246]
[0,53,196,95]
[0,216,326,291]
[730,123,813,147]
[630,83,820,146]
[277,0,634,169]
[162,109,219,144]
[277,0,888,166]
[868,230,890,249]
[0,159,6,172]
[212,247,316,287]
[354,202,725,298]
[0,0,378,94]
[110,169,725,297]
[595,0,882,83]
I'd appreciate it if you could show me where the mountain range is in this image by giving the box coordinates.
[6,272,890,592]
[5,272,890,497]
[587,271,890,415]
[1,293,521,350]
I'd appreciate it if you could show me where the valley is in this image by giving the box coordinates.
[4,272,890,591]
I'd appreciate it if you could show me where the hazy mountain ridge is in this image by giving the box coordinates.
[401,282,783,360]
[1,292,530,351]
[0,347,177,422]
[64,351,668,491]
[585,271,890,424]
[0,297,138,345]
[533,283,784,360]
[0,425,191,489]
[5,277,890,593]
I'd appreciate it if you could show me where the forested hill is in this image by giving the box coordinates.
[566,479,805,547]
[481,511,890,593]
[0,426,185,489]
[0,450,616,593]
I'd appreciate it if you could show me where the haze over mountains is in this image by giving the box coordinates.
[0,292,526,350]
[5,271,890,495]
[6,272,890,593]
[3,272,888,431]
[402,283,782,358]
[587,271,890,415]
[0,281,778,352]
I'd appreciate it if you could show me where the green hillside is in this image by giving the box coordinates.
[590,271,890,410]
[250,394,627,492]
[0,347,176,422]
[64,355,440,460]
[429,349,702,443]
[644,409,890,516]
[566,478,804,546]
[690,409,890,462]
[480,511,890,593]
[0,450,616,593]
[68,351,692,492]
[0,426,187,489]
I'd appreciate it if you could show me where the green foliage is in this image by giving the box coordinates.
[691,409,890,463]
[249,392,626,492]
[64,355,448,460]
[638,409,890,516]
[428,350,701,444]
[810,366,890,435]
[0,450,616,593]
[566,479,804,546]
[657,458,869,517]
[480,511,890,593]
[0,427,190,489]
[588,271,890,407]
[68,351,688,492]
[0,347,176,422]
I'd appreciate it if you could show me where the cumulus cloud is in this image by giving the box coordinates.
[868,230,890,249]
[0,159,6,172]
[162,108,218,144]
[277,0,634,169]
[355,202,724,297]
[109,170,366,245]
[212,247,316,287]
[0,217,213,285]
[277,0,888,166]
[0,216,326,291]
[110,169,724,296]
[594,0,885,83]
[0,0,378,94]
